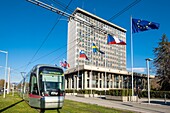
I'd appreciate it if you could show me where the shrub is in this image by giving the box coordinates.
[65,89,74,93]
[141,90,170,99]
[116,90,119,96]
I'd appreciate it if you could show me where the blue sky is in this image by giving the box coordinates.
[0,0,170,83]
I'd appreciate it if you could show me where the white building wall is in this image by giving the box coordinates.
[67,19,77,68]
[67,8,126,71]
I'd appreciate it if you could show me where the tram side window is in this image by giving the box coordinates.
[30,74,39,95]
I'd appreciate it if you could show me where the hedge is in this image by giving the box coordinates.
[65,89,170,99]
[141,91,170,99]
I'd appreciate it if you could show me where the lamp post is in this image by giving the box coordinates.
[0,50,8,98]
[7,67,10,94]
[20,72,26,94]
[145,58,152,104]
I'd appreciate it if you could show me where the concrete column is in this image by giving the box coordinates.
[90,71,92,89]
[70,77,72,89]
[82,72,84,89]
[74,74,77,90]
[98,73,100,89]
[112,74,114,88]
[121,76,123,88]
[118,75,120,88]
[84,71,88,89]
[77,74,79,90]
[101,73,103,89]
[108,74,111,89]
[65,78,67,89]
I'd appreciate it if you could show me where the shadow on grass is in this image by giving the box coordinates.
[57,109,60,113]
[0,99,24,112]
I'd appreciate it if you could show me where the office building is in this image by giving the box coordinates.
[65,7,148,91]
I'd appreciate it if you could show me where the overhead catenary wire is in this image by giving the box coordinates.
[15,22,77,71]
[23,0,142,71]
[48,0,74,13]
[24,0,117,68]
[6,0,143,83]
[23,0,74,71]
[27,0,108,35]
[29,38,77,64]
[24,0,103,71]
[108,0,141,21]
[49,36,83,64]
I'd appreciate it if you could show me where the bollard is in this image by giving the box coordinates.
[164,94,167,104]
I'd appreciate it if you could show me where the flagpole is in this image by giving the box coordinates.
[83,53,85,90]
[104,50,106,97]
[77,51,79,91]
[91,44,93,96]
[77,36,82,92]
[130,16,134,98]
[75,40,80,95]
[91,29,94,96]
[104,33,107,97]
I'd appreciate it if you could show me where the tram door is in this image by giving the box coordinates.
[31,75,38,95]
[29,73,40,108]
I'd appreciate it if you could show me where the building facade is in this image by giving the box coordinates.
[66,7,148,91]
[67,8,126,71]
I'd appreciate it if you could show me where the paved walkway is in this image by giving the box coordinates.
[65,95,170,113]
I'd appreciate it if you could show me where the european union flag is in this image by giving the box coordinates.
[132,18,160,33]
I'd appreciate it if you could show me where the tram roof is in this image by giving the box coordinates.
[33,64,62,69]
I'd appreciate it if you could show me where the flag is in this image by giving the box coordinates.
[79,50,89,60]
[92,43,105,54]
[99,49,105,54]
[60,60,70,69]
[132,18,160,33]
[107,34,126,45]
[92,43,98,53]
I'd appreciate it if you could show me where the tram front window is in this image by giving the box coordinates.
[39,67,64,96]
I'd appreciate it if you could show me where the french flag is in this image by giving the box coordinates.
[60,60,70,69]
[107,34,126,45]
[79,50,89,60]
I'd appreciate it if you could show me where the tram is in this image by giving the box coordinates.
[18,64,65,111]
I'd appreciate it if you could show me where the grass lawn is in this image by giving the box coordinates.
[0,94,37,113]
[0,94,134,113]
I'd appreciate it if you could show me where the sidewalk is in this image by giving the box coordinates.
[65,95,170,113]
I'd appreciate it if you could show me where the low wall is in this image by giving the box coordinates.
[77,94,98,98]
[105,95,127,102]
[66,93,77,96]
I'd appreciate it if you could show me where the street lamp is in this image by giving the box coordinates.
[0,50,8,98]
[20,72,26,94]
[145,58,153,104]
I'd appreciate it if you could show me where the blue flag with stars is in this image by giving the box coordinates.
[132,18,160,33]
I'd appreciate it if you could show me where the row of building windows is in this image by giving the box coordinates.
[78,42,126,56]
[66,74,144,89]
[68,12,126,70]
[76,13,126,37]
[86,80,129,89]
[77,29,126,44]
